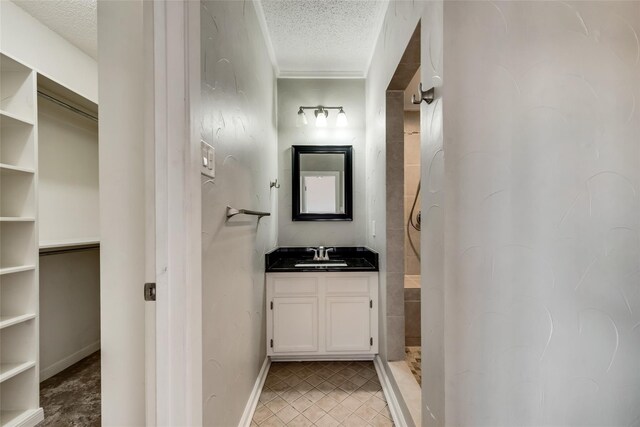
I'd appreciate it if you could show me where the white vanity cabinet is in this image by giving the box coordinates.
[266,272,378,359]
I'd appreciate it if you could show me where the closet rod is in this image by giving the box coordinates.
[37,91,98,122]
[39,244,100,256]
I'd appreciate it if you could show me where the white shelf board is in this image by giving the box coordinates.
[0,265,36,276]
[0,217,35,222]
[0,109,34,127]
[39,238,100,250]
[0,314,36,330]
[0,164,35,175]
[0,362,35,383]
[0,408,44,427]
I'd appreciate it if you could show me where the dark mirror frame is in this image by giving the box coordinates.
[292,145,353,221]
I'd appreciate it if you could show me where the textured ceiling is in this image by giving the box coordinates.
[12,0,97,59]
[259,0,388,77]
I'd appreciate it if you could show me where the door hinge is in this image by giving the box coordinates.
[144,282,156,301]
[270,339,273,348]
[270,301,273,310]
[370,299,373,308]
[370,337,373,346]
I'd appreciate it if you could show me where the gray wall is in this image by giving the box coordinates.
[277,79,366,247]
[200,1,278,425]
[39,250,100,380]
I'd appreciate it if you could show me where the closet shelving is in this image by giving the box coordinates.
[0,53,43,427]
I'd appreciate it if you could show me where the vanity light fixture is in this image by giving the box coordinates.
[296,107,308,127]
[314,108,328,127]
[297,106,348,128]
[336,108,348,128]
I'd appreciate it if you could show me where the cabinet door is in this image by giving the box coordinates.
[272,297,318,353]
[326,296,371,352]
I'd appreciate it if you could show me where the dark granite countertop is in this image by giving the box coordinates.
[265,247,379,272]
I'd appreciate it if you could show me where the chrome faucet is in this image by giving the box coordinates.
[317,246,335,261]
[306,246,335,261]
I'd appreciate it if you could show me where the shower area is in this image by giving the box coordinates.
[403,70,422,385]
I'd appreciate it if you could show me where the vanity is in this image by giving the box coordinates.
[265,247,379,360]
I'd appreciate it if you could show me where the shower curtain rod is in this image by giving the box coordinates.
[37,90,98,122]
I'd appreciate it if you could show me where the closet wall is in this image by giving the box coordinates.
[37,83,100,381]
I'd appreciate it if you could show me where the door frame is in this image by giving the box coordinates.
[149,1,202,425]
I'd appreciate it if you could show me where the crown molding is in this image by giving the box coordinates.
[364,0,390,78]
[252,0,280,76]
[277,70,365,79]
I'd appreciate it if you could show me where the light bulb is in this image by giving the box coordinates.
[315,109,328,127]
[296,108,308,127]
[336,108,348,127]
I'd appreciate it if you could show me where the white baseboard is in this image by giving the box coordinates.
[374,355,409,427]
[7,408,44,427]
[238,357,271,427]
[40,340,100,382]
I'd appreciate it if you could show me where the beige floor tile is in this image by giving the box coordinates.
[342,413,370,427]
[293,381,314,394]
[291,396,313,413]
[305,374,324,387]
[360,381,382,393]
[329,388,350,403]
[265,396,288,414]
[284,375,303,387]
[328,403,352,422]
[363,395,386,412]
[326,373,347,386]
[280,389,302,404]
[304,389,325,403]
[261,415,285,427]
[314,414,340,427]
[259,388,278,404]
[315,395,339,412]
[352,389,373,403]
[275,405,299,424]
[256,362,392,427]
[302,404,326,423]
[350,375,369,387]
[341,395,364,412]
[354,403,379,422]
[339,367,358,378]
[380,405,392,418]
[271,381,290,393]
[316,381,337,394]
[371,414,394,427]
[253,406,274,424]
[287,414,313,427]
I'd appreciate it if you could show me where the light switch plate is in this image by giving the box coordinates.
[200,140,215,179]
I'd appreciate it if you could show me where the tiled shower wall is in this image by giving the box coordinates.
[200,1,278,425]
[404,111,420,275]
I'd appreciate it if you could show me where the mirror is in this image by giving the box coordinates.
[292,145,353,221]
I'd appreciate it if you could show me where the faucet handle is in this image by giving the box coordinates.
[306,247,319,260]
[324,247,335,260]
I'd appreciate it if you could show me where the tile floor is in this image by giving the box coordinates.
[38,351,101,426]
[252,361,395,427]
[404,347,421,386]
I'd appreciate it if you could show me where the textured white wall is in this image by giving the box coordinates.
[443,2,640,425]
[200,1,278,425]
[38,98,99,245]
[97,1,146,424]
[277,78,366,247]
